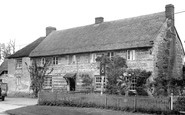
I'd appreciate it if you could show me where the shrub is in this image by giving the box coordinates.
[174,96,185,111]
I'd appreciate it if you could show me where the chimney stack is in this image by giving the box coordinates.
[165,4,174,24]
[95,17,104,24]
[46,26,56,36]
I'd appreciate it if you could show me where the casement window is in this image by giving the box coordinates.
[52,57,58,65]
[127,50,135,60]
[90,53,97,63]
[95,75,106,90]
[41,58,46,66]
[130,76,136,91]
[107,52,114,59]
[43,76,52,89]
[16,59,22,69]
[68,55,76,64]
[16,76,21,85]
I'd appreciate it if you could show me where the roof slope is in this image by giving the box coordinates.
[0,59,8,75]
[30,12,166,57]
[8,37,45,58]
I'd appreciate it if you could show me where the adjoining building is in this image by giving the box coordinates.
[7,36,46,95]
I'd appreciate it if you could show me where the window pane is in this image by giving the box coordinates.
[127,51,130,60]
[16,59,22,69]
[56,57,58,64]
[68,55,72,64]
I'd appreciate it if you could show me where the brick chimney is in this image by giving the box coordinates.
[46,26,56,36]
[165,4,174,25]
[95,17,104,24]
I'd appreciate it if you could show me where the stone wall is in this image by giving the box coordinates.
[35,48,154,91]
[172,33,184,79]
[7,57,31,96]
[153,21,184,80]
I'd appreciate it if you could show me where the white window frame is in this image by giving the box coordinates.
[72,55,76,64]
[52,57,58,65]
[16,59,22,69]
[130,76,136,91]
[127,50,135,60]
[43,76,52,89]
[107,52,114,59]
[95,75,106,90]
[41,58,46,66]
[90,53,97,63]
[16,76,21,85]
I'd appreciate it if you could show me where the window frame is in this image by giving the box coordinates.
[127,50,135,60]
[95,75,106,90]
[52,57,58,65]
[130,76,137,91]
[43,76,52,89]
[16,59,22,69]
[107,52,114,59]
[41,58,46,66]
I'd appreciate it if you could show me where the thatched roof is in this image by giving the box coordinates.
[8,37,45,58]
[30,12,166,57]
[0,59,8,76]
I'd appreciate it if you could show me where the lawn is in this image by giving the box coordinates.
[6,105,151,115]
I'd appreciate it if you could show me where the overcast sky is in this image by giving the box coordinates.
[0,0,185,50]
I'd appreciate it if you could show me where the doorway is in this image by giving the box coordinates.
[68,78,76,91]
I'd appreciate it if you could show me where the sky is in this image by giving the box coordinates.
[0,0,185,51]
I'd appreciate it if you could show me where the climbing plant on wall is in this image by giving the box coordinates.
[25,59,53,98]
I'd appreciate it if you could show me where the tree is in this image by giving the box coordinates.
[97,55,152,96]
[96,55,127,94]
[0,39,15,59]
[26,59,53,98]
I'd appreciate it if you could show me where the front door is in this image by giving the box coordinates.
[69,78,76,91]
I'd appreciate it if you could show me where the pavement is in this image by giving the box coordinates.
[0,97,38,115]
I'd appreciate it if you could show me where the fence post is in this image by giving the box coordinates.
[105,95,107,107]
[170,93,173,111]
[134,95,137,111]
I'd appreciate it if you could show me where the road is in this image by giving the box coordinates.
[0,97,38,115]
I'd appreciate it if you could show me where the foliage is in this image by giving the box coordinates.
[0,40,15,59]
[81,74,94,91]
[26,59,53,97]
[119,69,151,96]
[100,55,127,94]
[96,55,151,96]
[175,96,185,111]
[154,76,185,96]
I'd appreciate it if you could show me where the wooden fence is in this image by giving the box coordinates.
[38,91,170,111]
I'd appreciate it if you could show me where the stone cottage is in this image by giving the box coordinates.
[30,4,183,92]
[7,36,47,95]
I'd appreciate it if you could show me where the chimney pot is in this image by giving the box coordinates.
[95,17,104,24]
[46,26,56,36]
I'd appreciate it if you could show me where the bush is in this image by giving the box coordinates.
[174,96,185,111]
[136,88,148,96]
